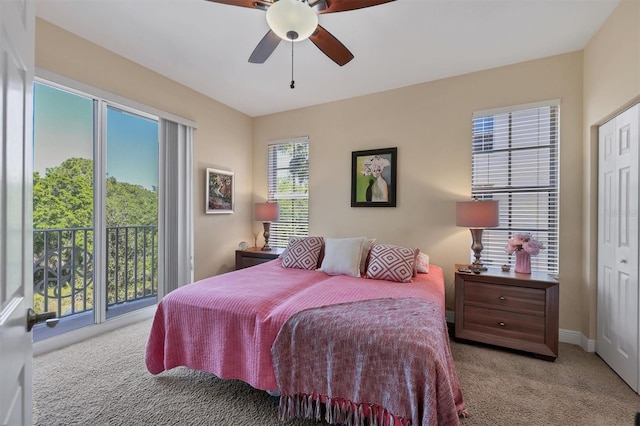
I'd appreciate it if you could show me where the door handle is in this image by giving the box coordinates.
[620,259,627,264]
[27,308,59,332]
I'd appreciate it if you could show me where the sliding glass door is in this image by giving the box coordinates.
[32,81,159,340]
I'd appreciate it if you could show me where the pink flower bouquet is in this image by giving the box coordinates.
[506,233,544,256]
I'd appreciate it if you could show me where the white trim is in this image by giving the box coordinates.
[94,100,107,324]
[559,328,596,353]
[33,305,156,356]
[473,98,561,117]
[35,67,197,128]
[267,135,309,146]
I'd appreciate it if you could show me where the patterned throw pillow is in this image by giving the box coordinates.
[366,244,418,283]
[281,236,324,270]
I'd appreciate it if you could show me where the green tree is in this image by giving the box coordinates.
[106,176,158,227]
[33,157,94,230]
[33,157,158,317]
[34,157,159,229]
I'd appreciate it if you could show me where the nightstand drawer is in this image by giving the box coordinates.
[239,257,271,269]
[235,247,284,270]
[455,266,559,360]
[464,281,545,315]
[463,305,545,343]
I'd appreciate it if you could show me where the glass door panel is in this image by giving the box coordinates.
[105,106,158,319]
[32,82,96,339]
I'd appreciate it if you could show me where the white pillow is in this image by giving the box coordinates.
[416,252,430,273]
[317,237,365,277]
[360,238,376,274]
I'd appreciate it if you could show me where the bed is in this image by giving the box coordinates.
[146,238,465,425]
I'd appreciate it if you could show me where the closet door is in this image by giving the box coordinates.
[597,104,639,393]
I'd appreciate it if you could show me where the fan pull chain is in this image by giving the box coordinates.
[290,39,295,89]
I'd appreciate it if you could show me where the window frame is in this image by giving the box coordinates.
[267,137,310,248]
[471,99,560,274]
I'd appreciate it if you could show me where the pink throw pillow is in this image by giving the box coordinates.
[366,244,418,283]
[281,236,324,270]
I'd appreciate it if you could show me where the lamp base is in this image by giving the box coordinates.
[469,261,487,271]
[261,222,272,251]
[469,228,488,271]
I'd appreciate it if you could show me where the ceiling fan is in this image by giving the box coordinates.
[205,0,396,66]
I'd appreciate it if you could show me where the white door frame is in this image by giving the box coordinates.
[0,0,35,424]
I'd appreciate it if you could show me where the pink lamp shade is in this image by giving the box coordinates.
[254,202,279,222]
[456,200,499,228]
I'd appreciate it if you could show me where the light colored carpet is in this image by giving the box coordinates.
[33,319,640,425]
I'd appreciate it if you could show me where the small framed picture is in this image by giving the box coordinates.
[351,147,397,207]
[206,168,234,214]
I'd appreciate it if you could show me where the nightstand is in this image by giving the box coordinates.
[454,264,559,360]
[235,247,284,270]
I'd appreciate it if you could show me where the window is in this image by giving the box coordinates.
[32,72,195,343]
[267,137,309,248]
[471,100,559,274]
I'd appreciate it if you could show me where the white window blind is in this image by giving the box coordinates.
[471,100,559,274]
[267,137,309,248]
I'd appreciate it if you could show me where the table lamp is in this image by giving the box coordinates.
[254,202,279,251]
[456,199,499,270]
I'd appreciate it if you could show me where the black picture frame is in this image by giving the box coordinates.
[351,147,397,207]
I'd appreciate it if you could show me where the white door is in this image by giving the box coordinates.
[0,0,35,424]
[597,104,640,393]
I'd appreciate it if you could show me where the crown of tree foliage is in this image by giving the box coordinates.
[33,157,158,229]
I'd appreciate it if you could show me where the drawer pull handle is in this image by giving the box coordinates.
[498,296,506,301]
[498,322,506,327]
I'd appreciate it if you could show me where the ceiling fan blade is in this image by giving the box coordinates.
[318,0,395,14]
[204,0,272,11]
[248,30,281,63]
[309,25,354,66]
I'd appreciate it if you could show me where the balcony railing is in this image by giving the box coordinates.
[33,226,158,322]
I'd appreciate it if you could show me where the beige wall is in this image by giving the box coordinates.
[35,19,254,281]
[253,52,585,329]
[582,0,640,338]
[36,0,638,338]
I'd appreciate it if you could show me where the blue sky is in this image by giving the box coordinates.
[33,82,158,190]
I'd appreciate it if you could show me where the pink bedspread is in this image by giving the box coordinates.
[145,259,448,392]
[272,297,465,426]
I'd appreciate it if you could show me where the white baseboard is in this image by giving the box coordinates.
[33,305,156,357]
[559,328,596,352]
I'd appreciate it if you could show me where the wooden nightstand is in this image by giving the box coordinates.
[454,264,559,361]
[235,247,284,270]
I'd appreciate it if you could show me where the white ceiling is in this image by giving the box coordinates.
[35,0,619,118]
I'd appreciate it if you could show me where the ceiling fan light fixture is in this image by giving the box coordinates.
[266,0,318,41]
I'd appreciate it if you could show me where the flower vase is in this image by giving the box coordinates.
[515,251,531,274]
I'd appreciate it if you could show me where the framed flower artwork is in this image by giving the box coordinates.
[206,168,234,214]
[351,147,397,207]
